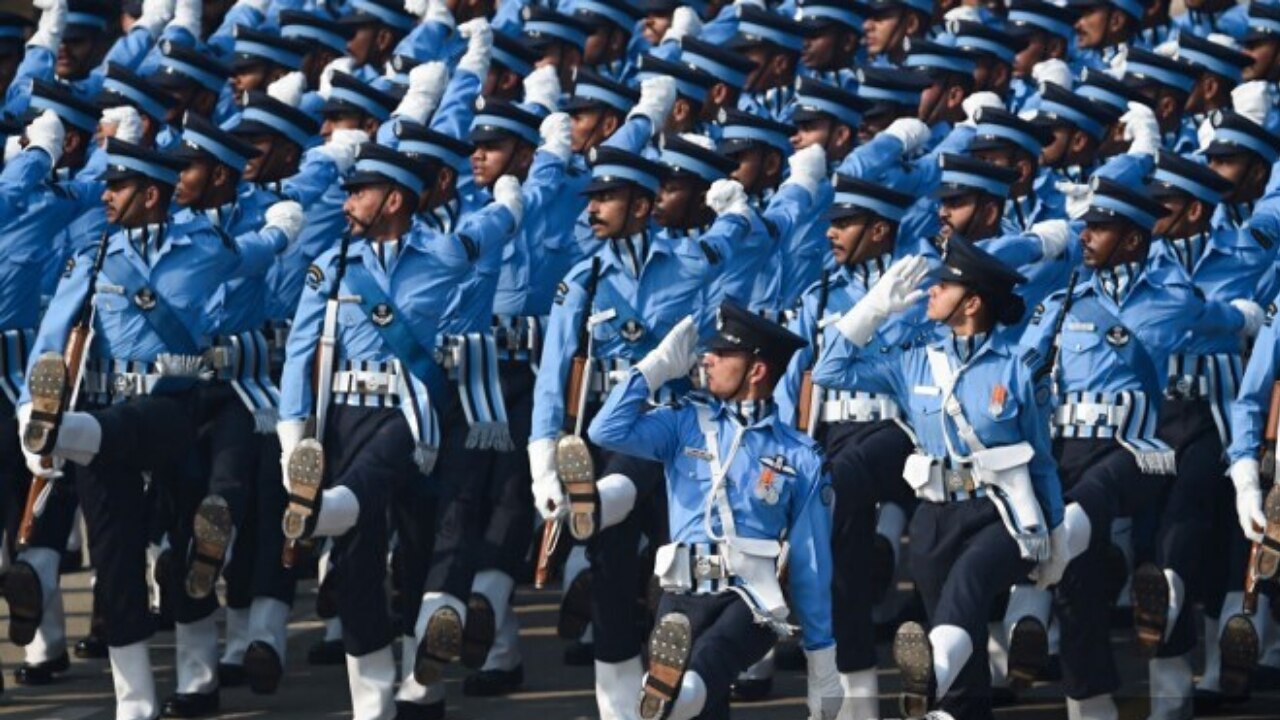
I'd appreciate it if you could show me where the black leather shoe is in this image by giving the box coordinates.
[729,677,773,702]
[394,699,445,720]
[14,653,70,686]
[562,640,593,667]
[307,638,345,666]
[74,633,108,660]
[244,641,283,695]
[462,665,524,697]
[161,689,220,717]
[218,662,247,688]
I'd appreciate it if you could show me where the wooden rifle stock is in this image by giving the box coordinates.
[18,233,108,549]
[1243,380,1280,610]
[795,371,815,433]
[796,271,830,435]
[534,519,562,589]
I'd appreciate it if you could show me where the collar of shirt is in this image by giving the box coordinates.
[1166,232,1209,273]
[846,252,894,288]
[202,201,238,231]
[951,331,990,364]
[608,233,653,279]
[750,85,796,119]
[1006,192,1039,232]
[124,222,168,265]
[748,187,776,211]
[715,396,779,429]
[1097,260,1144,304]
[420,195,460,234]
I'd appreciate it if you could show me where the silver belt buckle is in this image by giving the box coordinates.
[357,373,385,392]
[694,556,713,579]
[113,374,133,395]
[947,467,971,494]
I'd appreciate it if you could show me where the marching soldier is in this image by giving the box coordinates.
[814,239,1065,720]
[18,137,295,720]
[589,303,839,720]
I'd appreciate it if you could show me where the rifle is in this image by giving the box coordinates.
[795,270,830,437]
[1244,379,1280,614]
[535,258,602,589]
[283,230,352,569]
[1035,270,1080,400]
[18,231,110,549]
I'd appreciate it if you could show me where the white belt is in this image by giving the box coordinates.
[204,346,239,376]
[1054,402,1126,429]
[819,395,900,424]
[333,370,401,397]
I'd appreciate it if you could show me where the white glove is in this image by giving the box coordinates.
[267,71,307,108]
[804,647,841,720]
[317,128,368,173]
[457,18,493,78]
[528,437,564,521]
[706,179,751,219]
[1198,115,1217,151]
[136,0,176,38]
[538,111,573,162]
[523,65,561,114]
[277,419,306,491]
[1030,219,1070,260]
[1232,299,1265,337]
[4,135,22,164]
[1121,101,1160,158]
[417,0,455,28]
[1230,458,1267,543]
[319,57,356,101]
[493,175,524,227]
[1034,524,1070,589]
[782,144,827,198]
[1031,59,1073,91]
[1153,39,1180,58]
[265,201,304,248]
[835,255,929,346]
[883,118,930,155]
[635,315,699,390]
[395,62,449,123]
[25,110,65,165]
[960,91,1004,128]
[1106,44,1128,79]
[101,106,143,145]
[1233,80,1273,127]
[663,7,702,44]
[1054,181,1092,220]
[170,0,201,36]
[29,0,67,52]
[628,75,677,137]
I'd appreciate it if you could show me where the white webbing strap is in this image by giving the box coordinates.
[925,346,988,457]
[694,404,744,544]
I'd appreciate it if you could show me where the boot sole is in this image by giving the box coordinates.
[461,593,495,670]
[1007,616,1048,690]
[894,621,933,716]
[1220,614,1259,698]
[24,353,66,456]
[1131,563,1169,656]
[1256,485,1280,579]
[557,570,593,640]
[186,496,233,600]
[282,440,325,540]
[414,605,463,685]
[244,640,284,695]
[556,435,597,541]
[5,561,43,646]
[639,613,693,720]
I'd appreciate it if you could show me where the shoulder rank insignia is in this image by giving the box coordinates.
[371,303,394,326]
[1105,325,1130,346]
[133,287,157,311]
[553,281,569,305]
[621,319,645,342]
[1029,303,1045,325]
[62,257,75,278]
[305,264,325,291]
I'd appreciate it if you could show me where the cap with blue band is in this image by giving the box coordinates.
[175,113,260,172]
[583,147,664,195]
[904,38,979,76]
[1077,68,1147,113]
[1123,48,1197,94]
[470,98,543,146]
[342,143,426,195]
[1148,150,1232,205]
[731,6,805,52]
[718,109,795,154]
[658,134,737,184]
[522,8,590,50]
[971,107,1050,157]
[395,121,472,171]
[100,64,175,122]
[949,21,1024,65]
[1007,0,1077,40]
[232,92,321,148]
[1083,178,1166,231]
[29,80,99,133]
[635,55,713,105]
[574,0,642,32]
[104,138,185,186]
[323,72,397,121]
[680,37,755,90]
[280,10,353,54]
[1204,110,1280,163]
[856,66,930,108]
[567,68,641,113]
[829,174,914,222]
[155,41,229,94]
[797,0,865,31]
[492,30,539,76]
[794,77,867,128]
[1036,83,1117,140]
[347,0,416,31]
[936,153,1018,200]
[1177,34,1251,84]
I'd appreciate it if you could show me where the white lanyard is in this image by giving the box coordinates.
[695,404,745,543]
[924,346,989,460]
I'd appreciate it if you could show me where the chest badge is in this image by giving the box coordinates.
[133,287,157,311]
[754,467,780,505]
[1105,326,1130,347]
[989,384,1007,416]
[621,319,645,343]
[371,303,394,326]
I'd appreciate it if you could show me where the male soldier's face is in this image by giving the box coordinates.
[653,176,701,228]
[1152,195,1190,238]
[939,193,982,240]
[642,12,672,47]
[1081,221,1134,267]
[586,187,636,238]
[1013,31,1047,77]
[1244,39,1280,82]
[1040,124,1071,167]
[827,215,875,266]
[570,108,610,153]
[343,183,396,234]
[1208,152,1253,188]
[863,9,902,57]
[801,28,847,71]
[701,350,758,399]
[175,158,213,207]
[231,64,271,101]
[926,280,971,322]
[1074,7,1110,50]
[857,112,894,145]
[470,137,519,188]
[728,147,765,194]
[347,25,378,66]
[56,37,98,79]
[102,179,151,225]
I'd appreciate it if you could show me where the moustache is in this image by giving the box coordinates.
[588,214,605,226]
